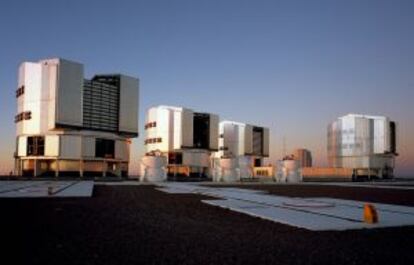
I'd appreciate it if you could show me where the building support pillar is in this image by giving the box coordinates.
[79,160,84,178]
[33,159,40,177]
[102,161,107,177]
[115,162,121,177]
[55,159,59,178]
[20,159,24,176]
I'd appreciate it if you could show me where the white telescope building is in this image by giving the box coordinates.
[14,58,139,177]
[327,114,397,179]
[214,121,270,181]
[142,105,219,180]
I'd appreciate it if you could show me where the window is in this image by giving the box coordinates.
[27,136,45,156]
[14,111,31,123]
[145,137,162,145]
[95,139,115,158]
[168,152,182,165]
[390,122,396,154]
[193,113,210,149]
[16,86,25,98]
[145,121,157,130]
[24,111,31,120]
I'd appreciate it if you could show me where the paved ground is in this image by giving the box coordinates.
[157,183,414,230]
[1,184,414,265]
[0,181,94,197]
[205,183,414,206]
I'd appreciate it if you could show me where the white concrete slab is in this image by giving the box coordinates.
[0,181,94,197]
[157,182,414,231]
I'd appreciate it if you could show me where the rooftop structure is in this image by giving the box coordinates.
[293,148,312,168]
[14,58,139,177]
[327,114,397,179]
[143,105,219,179]
[213,121,270,181]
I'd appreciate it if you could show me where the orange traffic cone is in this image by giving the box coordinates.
[363,203,378,224]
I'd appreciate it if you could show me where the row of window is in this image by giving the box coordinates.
[95,139,115,158]
[16,86,25,98]
[144,137,162,145]
[255,169,270,176]
[14,111,31,123]
[145,122,157,130]
[25,136,116,158]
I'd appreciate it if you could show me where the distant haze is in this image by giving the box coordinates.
[0,0,413,177]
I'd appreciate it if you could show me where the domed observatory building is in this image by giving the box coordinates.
[214,121,270,182]
[328,114,397,179]
[14,58,139,177]
[141,105,219,181]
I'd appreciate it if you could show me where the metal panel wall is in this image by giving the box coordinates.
[244,125,253,155]
[115,140,129,161]
[18,62,43,135]
[209,114,219,150]
[82,137,95,158]
[45,135,59,156]
[181,108,194,148]
[118,75,139,134]
[263,127,270,157]
[83,81,119,131]
[17,136,27,156]
[55,59,83,127]
[60,135,82,159]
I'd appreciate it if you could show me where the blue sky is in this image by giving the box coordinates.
[0,0,413,176]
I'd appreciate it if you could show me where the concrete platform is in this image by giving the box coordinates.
[157,182,414,231]
[0,181,94,198]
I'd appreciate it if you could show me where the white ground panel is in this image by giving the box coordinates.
[157,183,414,231]
[0,181,94,198]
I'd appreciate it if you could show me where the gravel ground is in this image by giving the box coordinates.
[1,185,414,265]
[205,184,414,206]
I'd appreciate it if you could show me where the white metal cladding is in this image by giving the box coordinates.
[173,109,181,150]
[45,135,59,156]
[244,124,253,154]
[17,62,43,135]
[181,108,194,148]
[327,114,396,170]
[221,122,241,157]
[115,140,129,161]
[60,135,82,159]
[14,58,138,177]
[17,136,27,156]
[209,114,219,150]
[263,127,270,156]
[16,58,139,136]
[218,121,269,158]
[82,136,95,158]
[54,59,84,127]
[145,106,220,157]
[118,75,139,134]
[182,151,210,167]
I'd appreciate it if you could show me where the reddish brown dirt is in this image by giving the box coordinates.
[1,185,414,265]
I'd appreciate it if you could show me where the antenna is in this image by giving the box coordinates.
[282,136,286,158]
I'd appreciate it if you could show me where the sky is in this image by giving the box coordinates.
[0,0,413,176]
